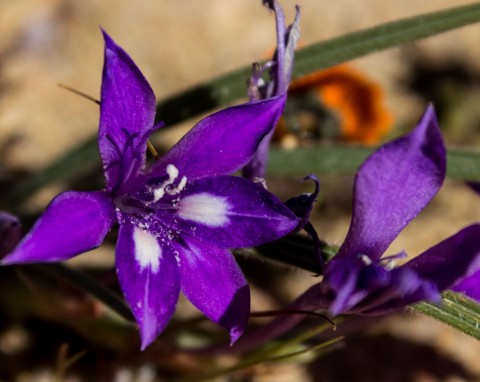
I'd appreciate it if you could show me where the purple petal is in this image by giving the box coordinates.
[263,0,300,95]
[452,269,480,302]
[2,191,115,265]
[0,212,22,258]
[149,95,286,180]
[99,30,158,192]
[164,175,299,248]
[242,129,275,180]
[351,265,440,315]
[116,223,180,350]
[408,224,480,294]
[324,258,363,315]
[176,236,250,344]
[334,105,446,263]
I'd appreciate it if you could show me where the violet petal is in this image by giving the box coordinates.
[176,236,250,344]
[452,269,480,302]
[116,223,180,351]
[99,30,158,192]
[166,175,299,248]
[2,191,115,265]
[334,105,446,263]
[351,265,439,315]
[408,224,480,293]
[150,95,286,180]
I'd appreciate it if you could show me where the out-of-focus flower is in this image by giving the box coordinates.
[2,31,299,350]
[276,64,393,146]
[0,212,22,257]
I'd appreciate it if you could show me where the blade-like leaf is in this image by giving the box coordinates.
[412,291,480,340]
[9,145,480,205]
[156,1,480,127]
[267,146,480,181]
[10,2,480,201]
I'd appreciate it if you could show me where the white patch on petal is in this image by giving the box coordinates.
[133,227,162,273]
[178,193,230,227]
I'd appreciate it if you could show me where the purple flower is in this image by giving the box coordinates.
[2,31,300,350]
[307,105,480,316]
[232,106,480,352]
[243,0,300,180]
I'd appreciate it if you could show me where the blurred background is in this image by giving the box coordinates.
[0,0,479,381]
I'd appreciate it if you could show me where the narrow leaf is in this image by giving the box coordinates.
[267,146,480,181]
[412,291,480,340]
[11,2,480,199]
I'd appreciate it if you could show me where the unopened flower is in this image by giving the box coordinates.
[2,31,299,350]
[243,0,300,180]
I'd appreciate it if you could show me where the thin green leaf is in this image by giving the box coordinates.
[267,146,480,181]
[412,291,480,340]
[11,2,480,200]
[157,1,480,127]
[293,2,480,78]
[187,327,342,382]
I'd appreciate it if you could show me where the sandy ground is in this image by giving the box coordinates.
[0,1,479,381]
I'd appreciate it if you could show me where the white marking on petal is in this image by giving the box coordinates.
[133,227,162,273]
[178,193,230,227]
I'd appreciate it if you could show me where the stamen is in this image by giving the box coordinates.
[166,176,187,195]
[146,140,159,159]
[359,254,372,266]
[149,164,186,203]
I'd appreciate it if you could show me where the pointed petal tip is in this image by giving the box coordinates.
[100,28,114,46]
[139,330,156,352]
[0,253,18,266]
[228,326,245,347]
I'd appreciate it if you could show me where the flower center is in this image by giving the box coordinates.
[149,164,187,204]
